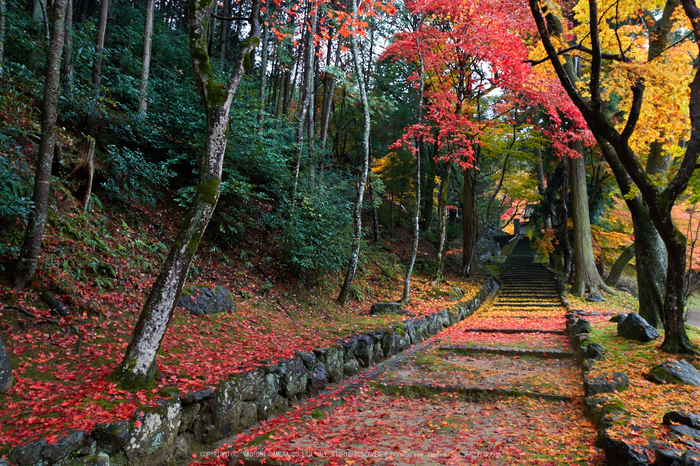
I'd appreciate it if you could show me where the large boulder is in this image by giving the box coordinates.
[178,285,235,316]
[646,360,700,386]
[617,313,660,342]
[0,336,13,393]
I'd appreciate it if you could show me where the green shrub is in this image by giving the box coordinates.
[266,175,354,279]
[0,137,34,225]
[101,145,174,208]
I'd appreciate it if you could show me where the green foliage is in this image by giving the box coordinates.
[266,175,354,279]
[101,145,174,208]
[0,136,34,225]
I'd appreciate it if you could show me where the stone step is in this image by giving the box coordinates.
[461,328,565,335]
[439,345,575,359]
[490,302,562,306]
[373,382,573,403]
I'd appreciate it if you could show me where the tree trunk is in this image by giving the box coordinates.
[569,145,609,296]
[535,147,552,229]
[61,0,73,96]
[421,150,436,230]
[369,176,380,242]
[219,0,231,64]
[291,5,317,204]
[0,0,7,88]
[432,162,451,284]
[631,203,666,326]
[112,0,261,389]
[320,38,339,150]
[402,34,425,305]
[87,0,109,135]
[14,0,67,290]
[138,0,155,115]
[462,167,478,276]
[528,0,697,353]
[605,243,634,287]
[561,158,572,275]
[337,0,370,306]
[257,18,269,130]
[69,136,95,214]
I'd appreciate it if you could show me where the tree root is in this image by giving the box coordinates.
[7,305,60,324]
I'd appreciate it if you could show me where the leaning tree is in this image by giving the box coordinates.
[113,0,261,388]
[528,0,700,353]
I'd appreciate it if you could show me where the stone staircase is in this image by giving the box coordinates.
[223,237,603,465]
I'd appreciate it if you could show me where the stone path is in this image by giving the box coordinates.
[218,238,603,465]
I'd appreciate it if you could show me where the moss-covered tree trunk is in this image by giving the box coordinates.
[337,0,370,306]
[112,0,261,389]
[14,0,67,291]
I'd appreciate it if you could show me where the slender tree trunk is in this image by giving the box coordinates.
[402,33,425,305]
[219,0,231,64]
[291,4,317,204]
[320,38,339,150]
[138,0,155,115]
[61,0,74,96]
[14,0,67,290]
[0,0,7,88]
[462,167,478,276]
[87,0,109,135]
[337,0,370,306]
[112,0,261,389]
[369,176,380,242]
[569,145,609,295]
[421,150,436,230]
[257,18,269,130]
[535,147,552,229]
[561,159,572,275]
[431,162,451,284]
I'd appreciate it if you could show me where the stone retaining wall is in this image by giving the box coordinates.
[3,278,496,466]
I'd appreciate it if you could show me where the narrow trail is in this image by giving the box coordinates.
[218,238,604,465]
